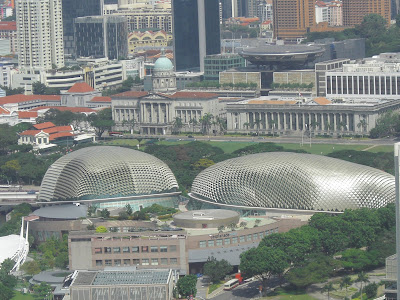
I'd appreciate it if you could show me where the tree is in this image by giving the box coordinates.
[95,226,108,233]
[21,260,41,276]
[270,119,278,137]
[192,158,214,170]
[200,113,213,135]
[32,282,52,299]
[340,276,352,298]
[172,117,183,134]
[125,204,133,216]
[243,122,250,134]
[218,225,225,233]
[203,258,233,283]
[88,108,115,138]
[1,159,21,183]
[364,282,378,299]
[356,272,369,300]
[240,246,289,294]
[189,118,198,132]
[321,282,335,300]
[239,221,247,228]
[357,118,368,137]
[0,124,18,155]
[176,275,197,297]
[254,118,261,136]
[357,14,387,40]
[32,81,46,95]
[99,209,110,218]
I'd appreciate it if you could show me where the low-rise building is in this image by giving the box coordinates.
[204,54,246,81]
[225,96,400,136]
[128,30,172,54]
[68,211,305,274]
[69,268,174,300]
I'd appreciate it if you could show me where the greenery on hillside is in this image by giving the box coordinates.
[239,204,395,295]
[0,203,32,237]
[0,259,18,300]
[304,14,400,57]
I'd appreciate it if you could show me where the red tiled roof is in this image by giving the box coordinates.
[43,125,73,134]
[18,111,38,119]
[0,21,16,31]
[29,106,96,113]
[67,82,95,93]
[90,96,112,102]
[19,130,41,136]
[112,91,149,98]
[33,122,55,130]
[0,94,61,105]
[49,132,74,140]
[24,215,40,221]
[161,92,219,99]
[313,97,331,105]
[0,107,9,114]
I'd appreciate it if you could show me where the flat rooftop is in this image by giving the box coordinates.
[174,209,239,221]
[73,269,171,286]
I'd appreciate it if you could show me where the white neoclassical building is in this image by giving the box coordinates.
[112,54,222,135]
[225,97,400,136]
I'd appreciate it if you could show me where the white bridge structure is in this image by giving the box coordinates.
[0,217,29,271]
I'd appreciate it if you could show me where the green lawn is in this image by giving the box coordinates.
[265,287,318,300]
[102,139,139,147]
[11,292,34,300]
[364,145,394,153]
[276,143,368,155]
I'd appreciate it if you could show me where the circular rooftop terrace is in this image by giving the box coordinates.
[239,44,324,67]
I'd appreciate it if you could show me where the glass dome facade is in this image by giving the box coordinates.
[38,146,179,202]
[190,152,395,212]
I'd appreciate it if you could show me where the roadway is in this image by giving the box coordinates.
[122,134,397,146]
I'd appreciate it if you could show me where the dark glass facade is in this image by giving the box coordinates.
[173,0,220,71]
[62,0,103,57]
[74,16,128,60]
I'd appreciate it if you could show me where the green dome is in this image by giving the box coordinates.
[154,56,173,71]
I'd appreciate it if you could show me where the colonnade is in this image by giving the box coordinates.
[230,111,370,134]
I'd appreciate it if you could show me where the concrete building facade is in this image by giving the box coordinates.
[68,217,305,274]
[225,97,400,136]
[272,0,315,40]
[342,0,391,26]
[16,0,64,71]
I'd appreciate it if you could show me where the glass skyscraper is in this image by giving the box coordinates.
[74,16,128,60]
[173,0,221,72]
[62,0,104,57]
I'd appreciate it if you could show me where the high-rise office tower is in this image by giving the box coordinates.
[62,0,103,57]
[16,0,64,70]
[392,0,399,18]
[74,16,128,60]
[272,0,315,40]
[172,0,221,72]
[342,0,390,26]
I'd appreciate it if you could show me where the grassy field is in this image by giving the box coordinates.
[103,138,395,155]
[264,288,318,300]
[11,292,34,300]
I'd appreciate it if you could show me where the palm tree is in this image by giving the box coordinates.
[338,121,347,137]
[254,118,261,136]
[270,119,278,137]
[172,117,183,134]
[325,122,333,132]
[200,113,213,135]
[216,116,227,134]
[356,272,369,300]
[322,282,335,300]
[189,118,198,133]
[340,276,352,299]
[357,119,368,138]
[243,122,250,134]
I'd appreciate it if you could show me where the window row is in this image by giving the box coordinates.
[95,257,178,267]
[198,229,278,248]
[94,245,176,254]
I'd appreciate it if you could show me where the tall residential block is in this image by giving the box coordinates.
[16,0,64,71]
[172,0,220,72]
[62,0,103,57]
[342,0,391,26]
[272,0,315,40]
[74,16,128,60]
